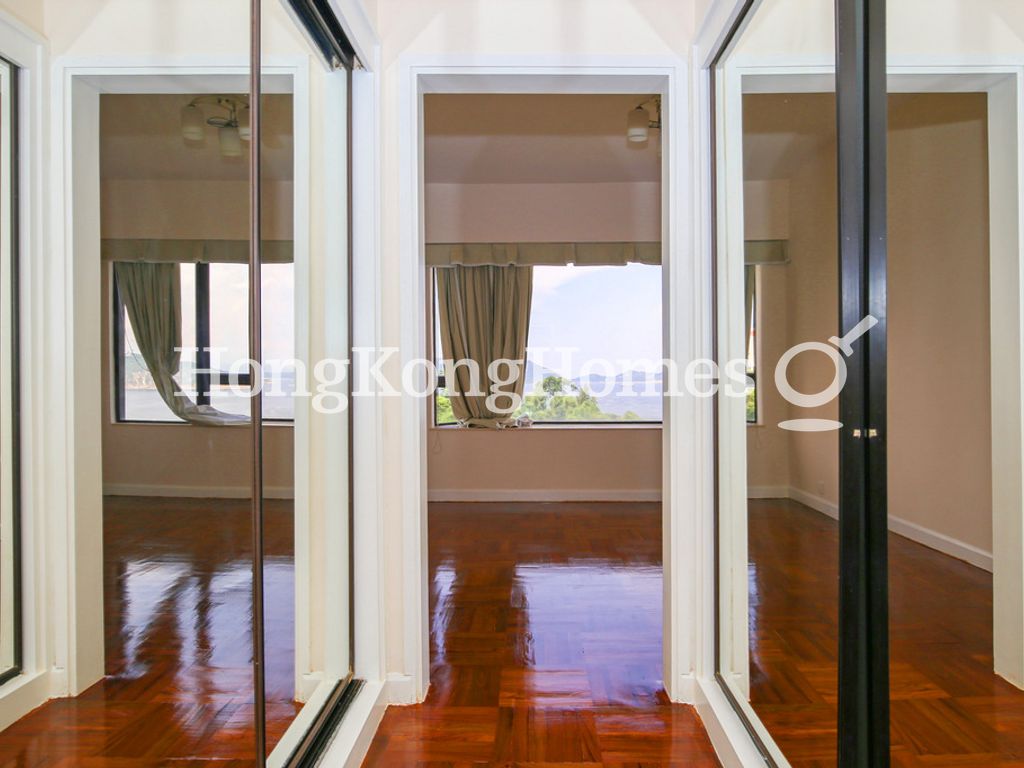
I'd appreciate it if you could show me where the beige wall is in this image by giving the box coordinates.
[746,92,992,554]
[425,181,661,243]
[888,93,992,551]
[425,176,663,500]
[99,101,297,495]
[428,428,661,499]
[101,180,294,241]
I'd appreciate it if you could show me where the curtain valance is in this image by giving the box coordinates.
[426,242,661,268]
[102,239,293,265]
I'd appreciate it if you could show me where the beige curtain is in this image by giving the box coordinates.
[436,265,533,428]
[115,262,247,426]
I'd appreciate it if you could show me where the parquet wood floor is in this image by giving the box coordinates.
[749,498,1024,768]
[0,496,300,767]
[362,502,721,768]
[2,498,1018,767]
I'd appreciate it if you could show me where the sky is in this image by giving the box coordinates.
[527,264,663,377]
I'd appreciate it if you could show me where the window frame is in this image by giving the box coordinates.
[111,261,295,425]
[428,264,665,429]
[0,55,22,688]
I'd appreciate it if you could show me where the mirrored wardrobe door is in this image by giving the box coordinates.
[100,8,258,762]
[0,55,19,687]
[712,0,892,765]
[884,2,1024,764]
[255,1,360,764]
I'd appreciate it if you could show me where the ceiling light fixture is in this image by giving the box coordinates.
[626,96,662,144]
[180,95,251,158]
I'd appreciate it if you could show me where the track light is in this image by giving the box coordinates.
[219,125,242,157]
[626,96,662,145]
[627,107,650,143]
[237,106,251,141]
[180,104,206,142]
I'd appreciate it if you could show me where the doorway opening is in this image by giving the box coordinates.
[367,88,718,763]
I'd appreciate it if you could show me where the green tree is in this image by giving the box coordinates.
[435,391,455,425]
[520,375,633,422]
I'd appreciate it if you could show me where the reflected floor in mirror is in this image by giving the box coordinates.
[363,502,720,767]
[749,498,1024,767]
[0,496,299,766]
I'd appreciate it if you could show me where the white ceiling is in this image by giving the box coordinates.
[100,93,294,182]
[424,94,661,184]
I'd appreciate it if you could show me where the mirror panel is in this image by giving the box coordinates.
[714,1,839,764]
[0,56,18,686]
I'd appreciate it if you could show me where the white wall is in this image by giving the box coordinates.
[735,0,1024,61]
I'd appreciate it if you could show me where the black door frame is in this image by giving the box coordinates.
[835,0,890,765]
[708,0,890,765]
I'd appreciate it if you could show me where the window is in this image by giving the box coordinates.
[434,263,663,425]
[114,261,294,423]
[745,265,758,424]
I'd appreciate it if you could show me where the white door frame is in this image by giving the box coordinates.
[0,8,50,734]
[712,58,1024,764]
[393,56,707,705]
[46,53,340,702]
[46,51,391,767]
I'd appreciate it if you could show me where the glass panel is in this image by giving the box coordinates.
[261,1,353,760]
[714,0,840,764]
[886,5,1024,763]
[99,82,256,766]
[0,57,18,684]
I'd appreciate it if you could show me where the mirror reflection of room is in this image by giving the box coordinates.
[742,90,841,765]
[99,91,297,758]
[742,87,1024,765]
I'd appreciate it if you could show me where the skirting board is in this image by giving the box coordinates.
[428,489,662,503]
[104,483,295,500]
[748,485,993,573]
[385,672,420,705]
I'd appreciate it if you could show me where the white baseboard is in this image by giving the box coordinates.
[103,483,295,500]
[385,672,421,705]
[427,488,661,503]
[786,486,839,520]
[754,485,993,572]
[888,514,993,572]
[746,485,789,500]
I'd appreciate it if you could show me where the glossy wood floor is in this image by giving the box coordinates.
[363,502,721,767]
[749,498,1024,767]
[0,496,300,767]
